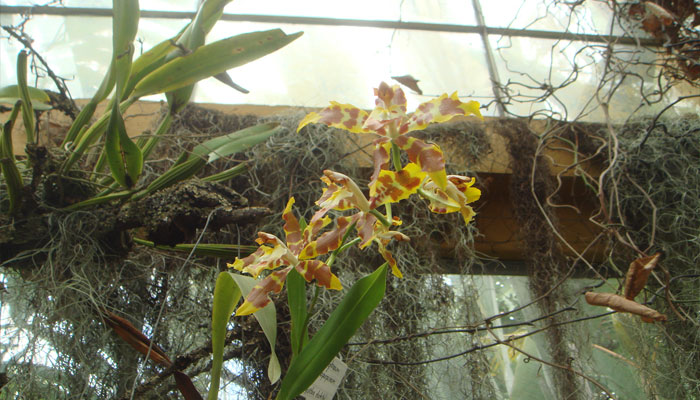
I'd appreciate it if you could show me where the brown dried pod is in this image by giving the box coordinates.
[585,292,667,323]
[624,252,662,300]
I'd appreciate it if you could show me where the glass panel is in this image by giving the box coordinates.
[1,0,199,10]
[480,0,628,36]
[200,23,492,111]
[228,0,476,24]
[1,15,491,110]
[488,36,691,121]
[0,15,187,99]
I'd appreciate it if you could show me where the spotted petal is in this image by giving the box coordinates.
[421,175,480,224]
[296,260,342,290]
[369,139,392,189]
[364,83,409,135]
[297,101,371,134]
[315,176,357,215]
[299,215,354,259]
[236,267,291,316]
[320,170,371,212]
[370,162,426,207]
[374,233,410,278]
[227,232,294,278]
[406,92,482,133]
[283,197,304,255]
[393,135,447,189]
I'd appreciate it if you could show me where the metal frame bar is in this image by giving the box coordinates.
[0,5,660,46]
[471,0,506,117]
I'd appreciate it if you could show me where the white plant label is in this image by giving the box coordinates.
[301,357,348,400]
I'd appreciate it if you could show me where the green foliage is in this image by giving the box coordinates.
[0,102,23,214]
[1,2,301,394]
[276,264,388,400]
[210,272,281,400]
[1,0,300,212]
[287,269,309,358]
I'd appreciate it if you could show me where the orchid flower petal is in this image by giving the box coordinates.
[370,162,427,207]
[315,176,357,215]
[227,233,294,278]
[322,170,371,212]
[356,213,379,248]
[235,267,291,316]
[363,83,408,135]
[283,197,304,255]
[370,139,392,189]
[297,101,371,134]
[420,175,480,224]
[407,92,482,133]
[376,241,403,278]
[393,135,447,189]
[296,260,342,290]
[299,215,354,259]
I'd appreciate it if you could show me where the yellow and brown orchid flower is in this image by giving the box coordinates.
[297,82,482,190]
[313,168,423,278]
[420,175,481,224]
[227,197,346,315]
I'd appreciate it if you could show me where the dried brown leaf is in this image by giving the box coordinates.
[624,252,661,299]
[644,2,676,25]
[174,371,204,400]
[585,292,666,323]
[102,310,173,367]
[392,75,423,95]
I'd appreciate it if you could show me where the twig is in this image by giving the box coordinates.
[2,24,79,118]
[485,324,617,399]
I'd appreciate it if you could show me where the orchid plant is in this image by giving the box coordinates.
[210,82,482,400]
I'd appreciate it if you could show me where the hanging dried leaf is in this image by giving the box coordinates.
[392,75,423,95]
[624,252,662,300]
[644,2,676,26]
[174,371,204,400]
[102,310,173,367]
[584,292,666,323]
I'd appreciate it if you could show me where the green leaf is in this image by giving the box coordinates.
[228,273,281,384]
[61,96,137,174]
[62,102,98,146]
[104,101,143,188]
[1,102,23,214]
[63,190,133,210]
[0,85,51,110]
[286,268,308,358]
[133,122,281,200]
[209,272,242,400]
[200,163,247,183]
[178,0,231,51]
[122,32,182,100]
[131,29,303,98]
[133,157,205,200]
[112,0,139,98]
[209,272,281,400]
[16,51,35,144]
[132,237,257,258]
[276,264,388,400]
[190,122,281,163]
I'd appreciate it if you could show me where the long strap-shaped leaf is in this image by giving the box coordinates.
[132,122,281,200]
[0,84,51,110]
[105,99,143,188]
[131,29,302,99]
[276,264,388,400]
[16,51,35,144]
[209,272,281,400]
[1,102,23,214]
[286,269,308,358]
